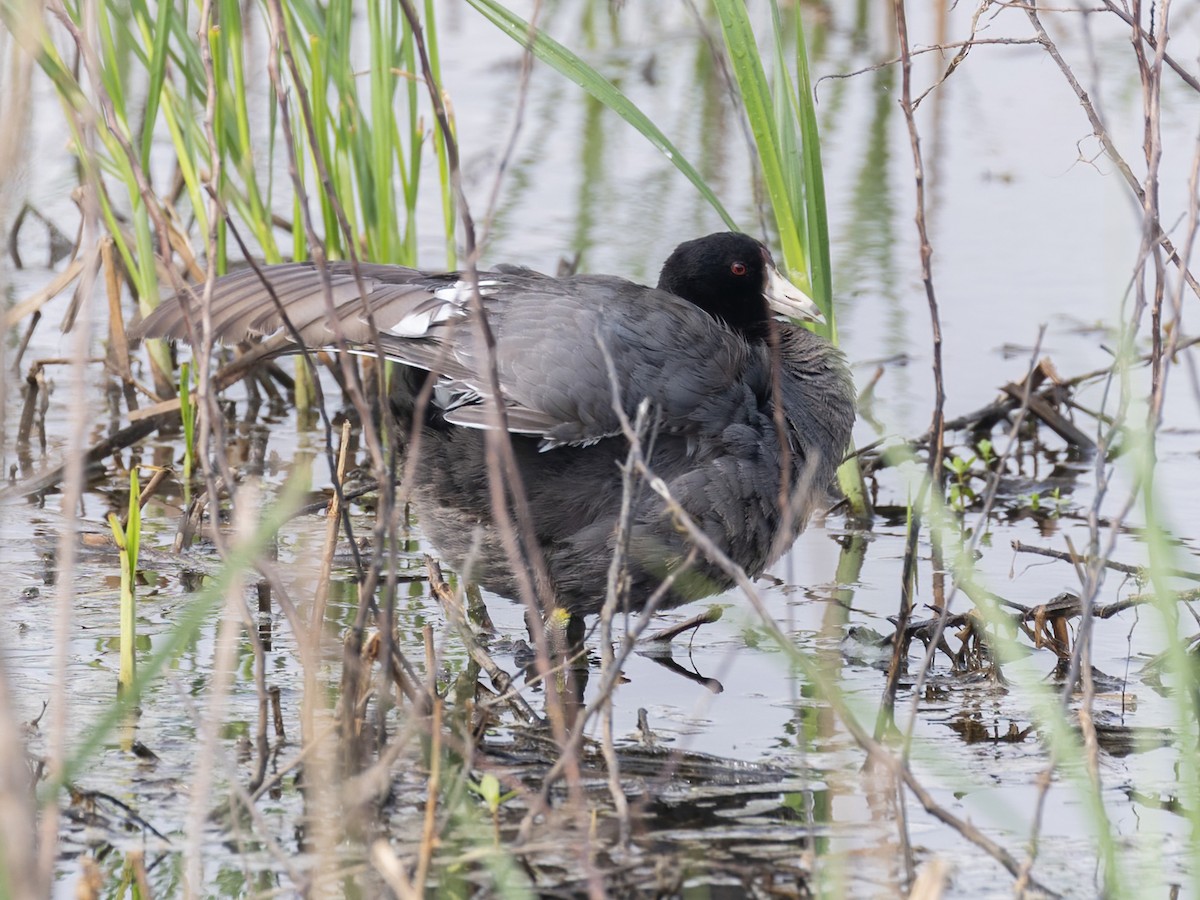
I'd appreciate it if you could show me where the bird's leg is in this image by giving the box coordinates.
[542,607,586,658]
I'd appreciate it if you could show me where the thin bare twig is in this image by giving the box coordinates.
[1012,539,1200,583]
[1098,0,1200,94]
[880,0,947,743]
[1019,0,1200,302]
[815,37,1043,100]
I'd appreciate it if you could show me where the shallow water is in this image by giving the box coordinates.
[3,1,1200,897]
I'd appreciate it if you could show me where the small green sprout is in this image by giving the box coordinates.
[107,468,141,696]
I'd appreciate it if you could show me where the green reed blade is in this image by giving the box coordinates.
[710,0,806,288]
[788,4,832,323]
[465,0,738,232]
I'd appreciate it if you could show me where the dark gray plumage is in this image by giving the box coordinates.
[141,232,855,617]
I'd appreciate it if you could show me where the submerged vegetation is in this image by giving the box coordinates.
[0,0,1198,897]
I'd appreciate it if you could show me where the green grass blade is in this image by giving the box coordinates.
[111,468,141,695]
[365,0,403,261]
[180,362,194,506]
[133,0,173,170]
[425,0,455,266]
[400,7,421,263]
[465,0,738,232]
[126,468,140,568]
[306,11,342,256]
[790,5,833,323]
[158,83,211,239]
[710,0,807,286]
[95,1,129,132]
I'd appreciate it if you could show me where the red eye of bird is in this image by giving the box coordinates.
[731,261,747,276]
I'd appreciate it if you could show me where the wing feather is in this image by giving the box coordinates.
[139,263,759,448]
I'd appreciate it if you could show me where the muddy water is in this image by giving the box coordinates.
[3,2,1199,897]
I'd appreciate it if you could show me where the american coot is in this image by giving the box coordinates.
[141,232,855,618]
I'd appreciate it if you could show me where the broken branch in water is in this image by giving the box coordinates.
[1012,539,1200,584]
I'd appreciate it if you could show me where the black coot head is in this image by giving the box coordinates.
[656,232,823,338]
